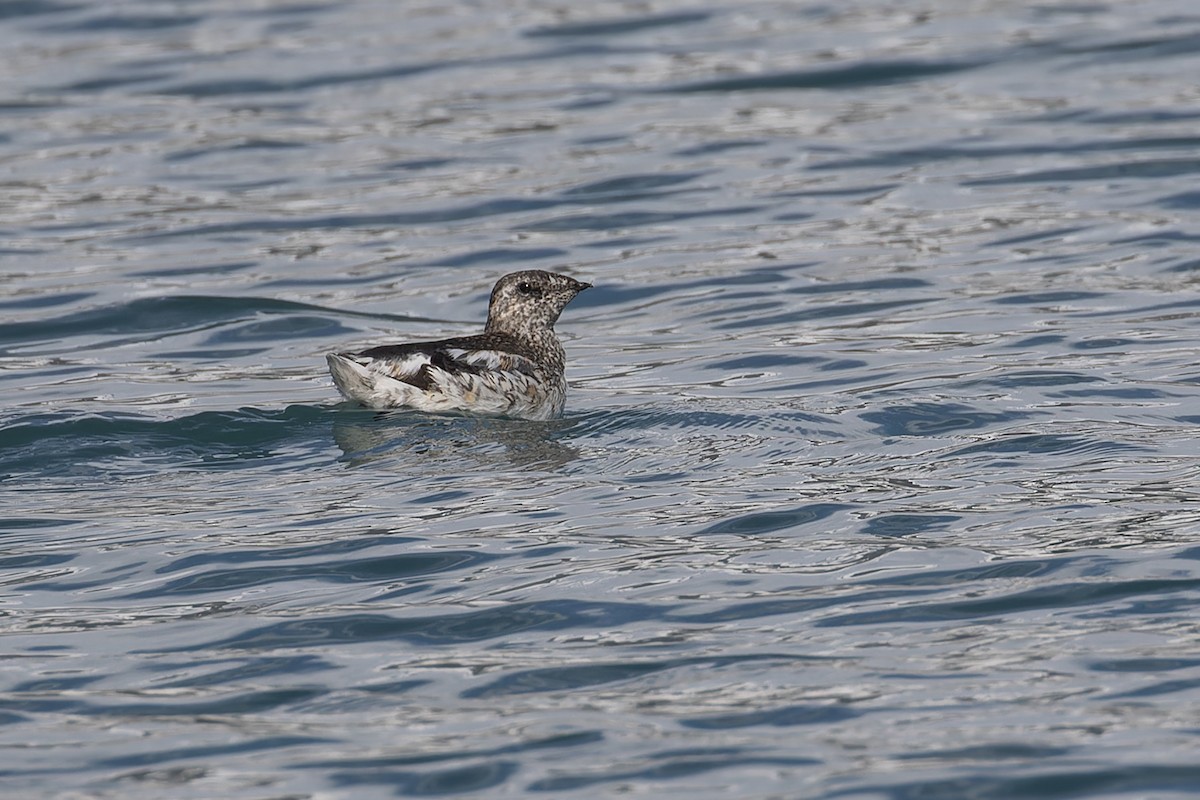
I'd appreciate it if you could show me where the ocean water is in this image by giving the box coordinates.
[3,1,1200,797]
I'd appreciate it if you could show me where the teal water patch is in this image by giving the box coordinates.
[861,513,961,537]
[558,171,710,201]
[0,295,377,353]
[462,654,803,699]
[159,600,671,653]
[328,760,520,796]
[861,403,1027,436]
[0,517,82,533]
[682,704,861,729]
[118,550,493,599]
[92,735,335,771]
[0,405,337,478]
[952,434,1148,456]
[697,503,851,536]
[523,11,710,38]
[303,731,602,781]
[526,750,818,792]
[663,59,986,92]
[142,655,339,690]
[817,577,1200,626]
[826,764,1200,800]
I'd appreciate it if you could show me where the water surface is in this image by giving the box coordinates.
[2,1,1200,798]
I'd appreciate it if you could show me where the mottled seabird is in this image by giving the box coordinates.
[327,270,591,420]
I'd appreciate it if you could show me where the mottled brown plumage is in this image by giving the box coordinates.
[327,271,590,420]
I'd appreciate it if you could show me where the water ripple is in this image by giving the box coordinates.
[663,59,986,93]
[5,2,1200,798]
[167,600,672,652]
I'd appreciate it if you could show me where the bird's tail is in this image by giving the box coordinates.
[326,353,373,402]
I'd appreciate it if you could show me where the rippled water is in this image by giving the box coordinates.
[4,1,1200,798]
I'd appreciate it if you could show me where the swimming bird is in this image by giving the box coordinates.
[327,270,591,420]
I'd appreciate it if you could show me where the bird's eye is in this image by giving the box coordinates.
[517,281,535,295]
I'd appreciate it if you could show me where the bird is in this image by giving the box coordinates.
[327,270,591,420]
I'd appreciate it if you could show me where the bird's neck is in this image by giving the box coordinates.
[488,321,564,372]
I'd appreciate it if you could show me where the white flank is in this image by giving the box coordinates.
[326,351,565,421]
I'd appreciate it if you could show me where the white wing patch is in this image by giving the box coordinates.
[447,347,501,370]
[370,352,433,383]
[446,347,540,377]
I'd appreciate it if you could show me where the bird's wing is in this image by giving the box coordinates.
[442,346,540,377]
[349,334,540,390]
